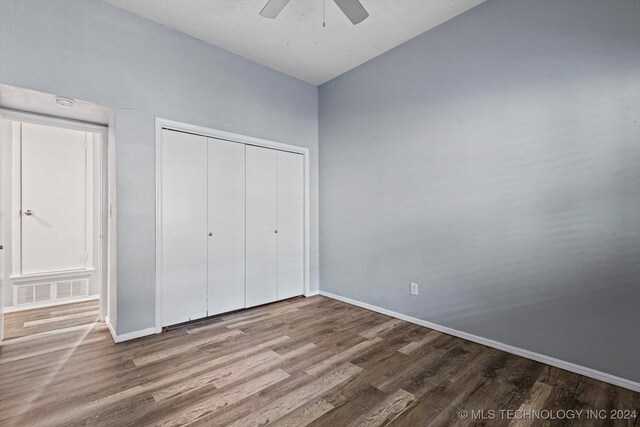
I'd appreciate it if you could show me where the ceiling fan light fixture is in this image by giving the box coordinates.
[334,0,369,25]
[259,0,369,25]
[259,0,292,19]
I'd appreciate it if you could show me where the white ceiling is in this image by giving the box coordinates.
[103,0,485,86]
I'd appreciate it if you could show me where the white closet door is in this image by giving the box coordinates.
[277,151,304,299]
[161,130,208,326]
[208,138,245,315]
[246,145,278,307]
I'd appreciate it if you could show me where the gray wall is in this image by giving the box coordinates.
[319,0,640,382]
[0,0,319,334]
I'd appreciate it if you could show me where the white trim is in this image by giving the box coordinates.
[10,268,95,283]
[155,118,311,333]
[3,295,99,313]
[11,121,21,276]
[106,315,155,343]
[156,118,310,156]
[319,291,640,393]
[100,126,110,323]
[303,148,311,303]
[106,117,117,328]
[0,108,107,133]
[105,315,116,342]
[85,133,94,270]
[305,290,320,297]
[155,119,163,333]
[107,320,155,344]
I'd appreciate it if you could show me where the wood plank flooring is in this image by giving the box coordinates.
[3,299,100,340]
[0,296,638,426]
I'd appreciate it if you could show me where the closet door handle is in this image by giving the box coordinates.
[274,230,278,234]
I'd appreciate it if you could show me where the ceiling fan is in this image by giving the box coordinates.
[259,0,369,25]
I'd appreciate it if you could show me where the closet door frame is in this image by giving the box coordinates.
[154,117,310,334]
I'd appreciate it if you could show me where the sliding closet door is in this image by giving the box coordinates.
[208,138,245,315]
[245,145,278,307]
[161,130,208,326]
[277,151,304,299]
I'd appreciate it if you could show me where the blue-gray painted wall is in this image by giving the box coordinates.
[2,0,638,384]
[319,0,640,382]
[0,0,319,334]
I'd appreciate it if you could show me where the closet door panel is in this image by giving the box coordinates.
[208,138,245,315]
[161,130,208,326]
[245,145,278,307]
[277,151,304,299]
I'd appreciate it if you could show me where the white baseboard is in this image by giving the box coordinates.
[112,327,156,344]
[105,315,117,342]
[319,291,640,393]
[305,290,320,297]
[105,316,155,344]
[3,295,99,313]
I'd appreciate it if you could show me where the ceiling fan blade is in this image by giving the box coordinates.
[259,0,292,19]
[334,0,369,25]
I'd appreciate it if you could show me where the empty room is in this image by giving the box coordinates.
[0,0,638,425]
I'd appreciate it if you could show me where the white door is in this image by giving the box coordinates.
[276,151,304,300]
[21,123,89,275]
[245,145,278,307]
[208,138,245,315]
[161,130,208,326]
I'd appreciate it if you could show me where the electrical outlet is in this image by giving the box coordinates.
[410,282,419,296]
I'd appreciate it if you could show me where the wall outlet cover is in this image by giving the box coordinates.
[410,282,419,296]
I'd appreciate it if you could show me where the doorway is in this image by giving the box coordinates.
[0,112,108,341]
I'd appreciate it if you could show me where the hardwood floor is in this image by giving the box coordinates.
[0,296,638,426]
[3,299,100,340]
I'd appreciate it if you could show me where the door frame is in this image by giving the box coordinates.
[155,118,311,333]
[0,108,109,322]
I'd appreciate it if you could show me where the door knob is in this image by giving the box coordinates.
[274,230,278,234]
[23,209,33,216]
